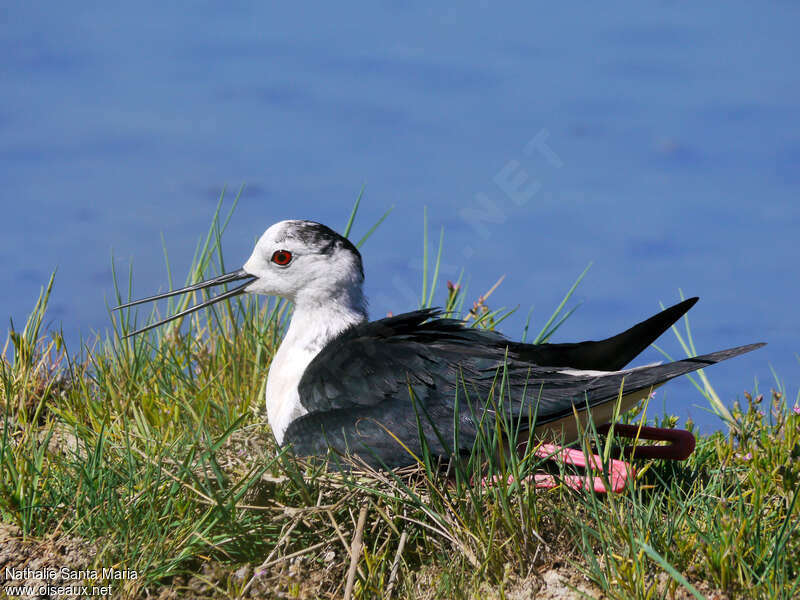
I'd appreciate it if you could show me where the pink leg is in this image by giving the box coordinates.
[482,443,634,493]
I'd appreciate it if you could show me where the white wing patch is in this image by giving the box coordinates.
[558,361,663,378]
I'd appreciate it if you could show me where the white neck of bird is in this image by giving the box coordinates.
[265,285,368,444]
[284,284,368,354]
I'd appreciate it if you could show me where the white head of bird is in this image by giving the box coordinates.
[243,220,367,314]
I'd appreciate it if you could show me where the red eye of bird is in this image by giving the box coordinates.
[271,250,293,266]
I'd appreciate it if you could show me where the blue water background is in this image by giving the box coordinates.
[2,3,798,431]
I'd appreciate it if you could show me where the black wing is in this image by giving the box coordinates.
[284,306,763,468]
[509,297,699,370]
[287,309,519,467]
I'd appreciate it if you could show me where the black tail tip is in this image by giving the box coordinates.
[699,342,767,364]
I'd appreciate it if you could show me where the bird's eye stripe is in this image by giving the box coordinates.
[271,250,293,265]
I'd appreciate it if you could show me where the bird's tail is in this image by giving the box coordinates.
[534,342,766,441]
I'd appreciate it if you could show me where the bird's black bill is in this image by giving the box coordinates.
[114,269,257,338]
[114,269,255,310]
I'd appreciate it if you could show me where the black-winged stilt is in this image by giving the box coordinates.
[115,220,764,473]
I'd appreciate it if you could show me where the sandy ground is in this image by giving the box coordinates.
[0,523,732,599]
[1,523,97,600]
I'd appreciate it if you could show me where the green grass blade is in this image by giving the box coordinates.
[342,185,365,238]
[636,538,705,600]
